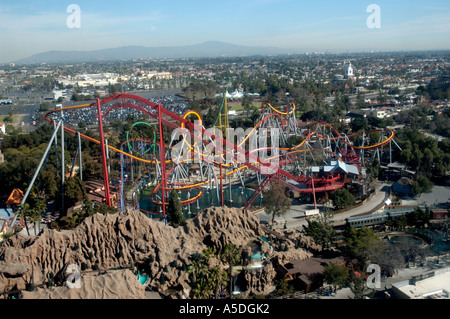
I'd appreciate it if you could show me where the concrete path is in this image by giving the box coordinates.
[257,181,392,230]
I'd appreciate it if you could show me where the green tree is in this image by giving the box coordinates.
[330,188,355,211]
[17,203,33,236]
[82,160,103,180]
[272,279,295,297]
[342,226,384,265]
[167,189,185,228]
[348,273,372,299]
[367,158,380,180]
[393,128,449,178]
[39,102,51,112]
[188,248,228,299]
[4,110,14,123]
[242,94,255,117]
[40,165,60,200]
[220,244,242,297]
[208,266,228,299]
[188,252,209,286]
[350,117,369,132]
[378,89,387,104]
[60,177,87,214]
[262,179,291,224]
[303,210,336,250]
[407,207,432,226]
[323,263,349,293]
[29,196,47,235]
[398,214,409,228]
[356,90,368,107]
[411,174,433,196]
[17,196,47,236]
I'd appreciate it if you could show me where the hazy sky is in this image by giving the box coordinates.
[1,0,450,63]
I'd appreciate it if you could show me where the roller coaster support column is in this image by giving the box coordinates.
[96,98,111,207]
[61,105,65,214]
[120,146,125,212]
[78,132,83,181]
[106,139,110,175]
[220,141,224,207]
[312,177,317,210]
[11,121,62,228]
[158,102,167,223]
[53,121,59,171]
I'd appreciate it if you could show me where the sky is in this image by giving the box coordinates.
[0,0,450,63]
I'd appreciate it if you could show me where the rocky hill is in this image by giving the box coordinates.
[0,206,311,299]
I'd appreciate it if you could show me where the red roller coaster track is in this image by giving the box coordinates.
[45,93,395,213]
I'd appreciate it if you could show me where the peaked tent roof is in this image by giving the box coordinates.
[6,188,24,205]
[230,90,244,98]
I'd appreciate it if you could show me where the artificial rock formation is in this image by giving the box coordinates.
[0,206,311,298]
[21,269,146,299]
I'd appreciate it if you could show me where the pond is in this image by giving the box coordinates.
[138,185,264,219]
[388,234,428,250]
[386,229,450,255]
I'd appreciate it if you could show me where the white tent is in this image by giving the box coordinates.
[230,90,244,99]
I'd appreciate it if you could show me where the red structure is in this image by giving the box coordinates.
[96,98,111,207]
[158,102,167,220]
[44,94,395,213]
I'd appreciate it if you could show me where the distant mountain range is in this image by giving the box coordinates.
[15,41,297,64]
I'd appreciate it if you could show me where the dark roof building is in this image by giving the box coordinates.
[276,256,345,293]
[392,177,413,197]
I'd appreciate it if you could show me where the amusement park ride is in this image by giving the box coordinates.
[14,87,400,226]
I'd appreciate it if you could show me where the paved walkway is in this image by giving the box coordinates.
[257,181,392,230]
[329,182,392,227]
[400,185,450,207]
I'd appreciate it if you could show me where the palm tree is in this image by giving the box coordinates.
[220,244,241,297]
[192,276,210,299]
[188,248,230,299]
[18,196,48,236]
[17,203,32,236]
[30,197,47,235]
[208,266,228,299]
[188,249,213,298]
